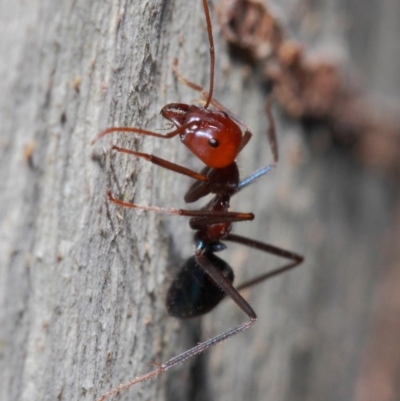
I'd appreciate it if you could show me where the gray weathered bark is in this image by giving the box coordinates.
[0,1,399,401]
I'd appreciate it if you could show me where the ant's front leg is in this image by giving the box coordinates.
[111,145,208,182]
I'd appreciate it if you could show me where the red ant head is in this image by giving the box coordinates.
[182,106,243,168]
[163,104,243,169]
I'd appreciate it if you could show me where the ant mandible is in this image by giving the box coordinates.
[92,0,303,400]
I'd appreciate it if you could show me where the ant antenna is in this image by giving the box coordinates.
[202,0,215,109]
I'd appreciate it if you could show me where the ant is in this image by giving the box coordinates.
[92,0,303,400]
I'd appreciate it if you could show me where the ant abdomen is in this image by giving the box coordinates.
[166,253,234,319]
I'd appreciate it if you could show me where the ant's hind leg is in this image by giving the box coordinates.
[97,252,257,401]
[225,233,303,291]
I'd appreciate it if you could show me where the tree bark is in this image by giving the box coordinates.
[0,1,399,401]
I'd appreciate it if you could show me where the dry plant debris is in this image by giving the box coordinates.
[216,0,400,174]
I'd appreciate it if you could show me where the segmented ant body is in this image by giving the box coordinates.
[93,1,303,400]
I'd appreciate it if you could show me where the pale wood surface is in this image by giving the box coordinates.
[0,1,399,401]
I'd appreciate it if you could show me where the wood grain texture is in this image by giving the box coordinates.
[0,1,198,400]
[0,1,399,401]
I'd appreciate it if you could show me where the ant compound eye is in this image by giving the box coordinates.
[208,138,219,148]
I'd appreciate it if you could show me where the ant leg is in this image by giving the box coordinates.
[195,252,256,318]
[237,164,276,190]
[172,59,211,101]
[111,145,208,182]
[237,96,278,191]
[224,233,303,291]
[97,251,257,401]
[238,130,252,152]
[107,192,254,223]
